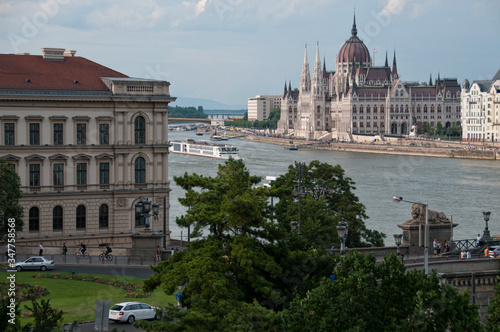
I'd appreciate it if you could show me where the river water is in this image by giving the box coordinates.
[167,129,500,245]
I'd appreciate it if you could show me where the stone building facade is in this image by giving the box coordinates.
[460,69,500,142]
[247,94,282,121]
[277,15,462,140]
[0,48,175,251]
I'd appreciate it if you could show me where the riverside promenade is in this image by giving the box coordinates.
[242,133,500,160]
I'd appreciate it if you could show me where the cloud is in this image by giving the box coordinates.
[380,0,408,17]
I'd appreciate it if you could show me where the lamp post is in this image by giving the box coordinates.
[393,196,429,275]
[135,198,160,232]
[394,233,402,255]
[293,162,306,235]
[336,221,348,255]
[482,211,492,243]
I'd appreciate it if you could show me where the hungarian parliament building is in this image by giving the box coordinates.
[276,15,462,141]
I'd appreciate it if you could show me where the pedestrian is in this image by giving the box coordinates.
[39,242,44,256]
[477,234,483,246]
[156,246,161,263]
[460,249,466,259]
[485,247,490,258]
[466,251,471,259]
[171,247,175,257]
[330,245,336,254]
[62,242,67,261]
[175,246,179,252]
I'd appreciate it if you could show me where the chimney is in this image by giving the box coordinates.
[41,48,65,61]
[64,50,76,57]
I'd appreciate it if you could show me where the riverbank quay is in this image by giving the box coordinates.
[242,134,500,160]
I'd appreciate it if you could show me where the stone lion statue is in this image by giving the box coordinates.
[405,203,450,224]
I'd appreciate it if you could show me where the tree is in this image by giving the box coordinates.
[24,299,64,332]
[142,160,388,331]
[485,276,500,331]
[280,252,481,332]
[270,160,385,249]
[0,159,23,241]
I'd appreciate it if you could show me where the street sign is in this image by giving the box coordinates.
[176,292,182,301]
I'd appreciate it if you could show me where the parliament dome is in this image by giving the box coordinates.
[338,15,371,64]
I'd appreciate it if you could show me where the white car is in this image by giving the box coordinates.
[14,256,55,271]
[109,302,159,324]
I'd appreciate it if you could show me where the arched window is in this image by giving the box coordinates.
[135,157,146,184]
[53,206,63,230]
[134,116,146,144]
[99,204,109,228]
[29,207,39,231]
[76,205,86,229]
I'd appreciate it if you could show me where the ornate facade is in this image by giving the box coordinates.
[460,69,500,142]
[0,48,175,247]
[277,15,462,140]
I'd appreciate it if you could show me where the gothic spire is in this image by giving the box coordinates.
[392,50,398,76]
[429,73,433,86]
[385,50,389,67]
[351,11,357,37]
[300,44,311,93]
[323,56,326,72]
[289,80,292,92]
[312,42,324,97]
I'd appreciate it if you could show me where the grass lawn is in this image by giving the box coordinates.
[0,271,176,325]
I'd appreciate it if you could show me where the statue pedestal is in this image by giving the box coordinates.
[129,232,163,258]
[398,222,459,248]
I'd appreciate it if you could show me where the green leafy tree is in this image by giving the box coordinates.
[280,252,481,332]
[0,159,23,241]
[169,106,208,119]
[270,160,385,249]
[24,299,64,332]
[436,123,444,136]
[485,276,500,331]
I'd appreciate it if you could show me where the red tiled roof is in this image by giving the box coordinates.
[0,54,128,91]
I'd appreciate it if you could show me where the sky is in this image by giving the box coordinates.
[1,0,499,108]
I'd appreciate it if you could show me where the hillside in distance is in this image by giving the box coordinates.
[171,96,246,111]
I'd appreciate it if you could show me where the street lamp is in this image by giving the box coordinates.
[336,221,348,255]
[393,196,429,275]
[293,161,306,235]
[135,198,160,231]
[482,211,492,243]
[393,233,402,255]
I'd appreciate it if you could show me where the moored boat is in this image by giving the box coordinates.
[169,139,240,159]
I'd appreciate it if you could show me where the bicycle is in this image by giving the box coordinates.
[75,251,90,259]
[99,251,113,261]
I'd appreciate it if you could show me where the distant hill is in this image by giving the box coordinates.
[171,96,246,111]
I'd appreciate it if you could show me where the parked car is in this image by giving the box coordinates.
[109,302,159,324]
[488,245,500,258]
[14,256,55,271]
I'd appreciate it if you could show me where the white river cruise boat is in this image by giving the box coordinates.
[169,139,240,159]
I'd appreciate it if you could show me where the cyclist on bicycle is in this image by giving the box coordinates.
[80,242,87,254]
[102,245,112,260]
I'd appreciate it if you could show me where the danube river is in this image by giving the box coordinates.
[167,129,500,245]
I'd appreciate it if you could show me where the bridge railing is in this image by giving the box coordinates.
[453,239,478,251]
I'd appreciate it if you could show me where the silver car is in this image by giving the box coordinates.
[489,245,500,258]
[14,256,55,271]
[109,302,159,324]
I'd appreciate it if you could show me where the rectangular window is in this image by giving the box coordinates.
[99,124,109,145]
[53,123,63,145]
[53,163,64,186]
[77,123,86,145]
[29,123,40,145]
[4,123,15,145]
[99,162,110,185]
[29,164,40,187]
[76,163,87,185]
